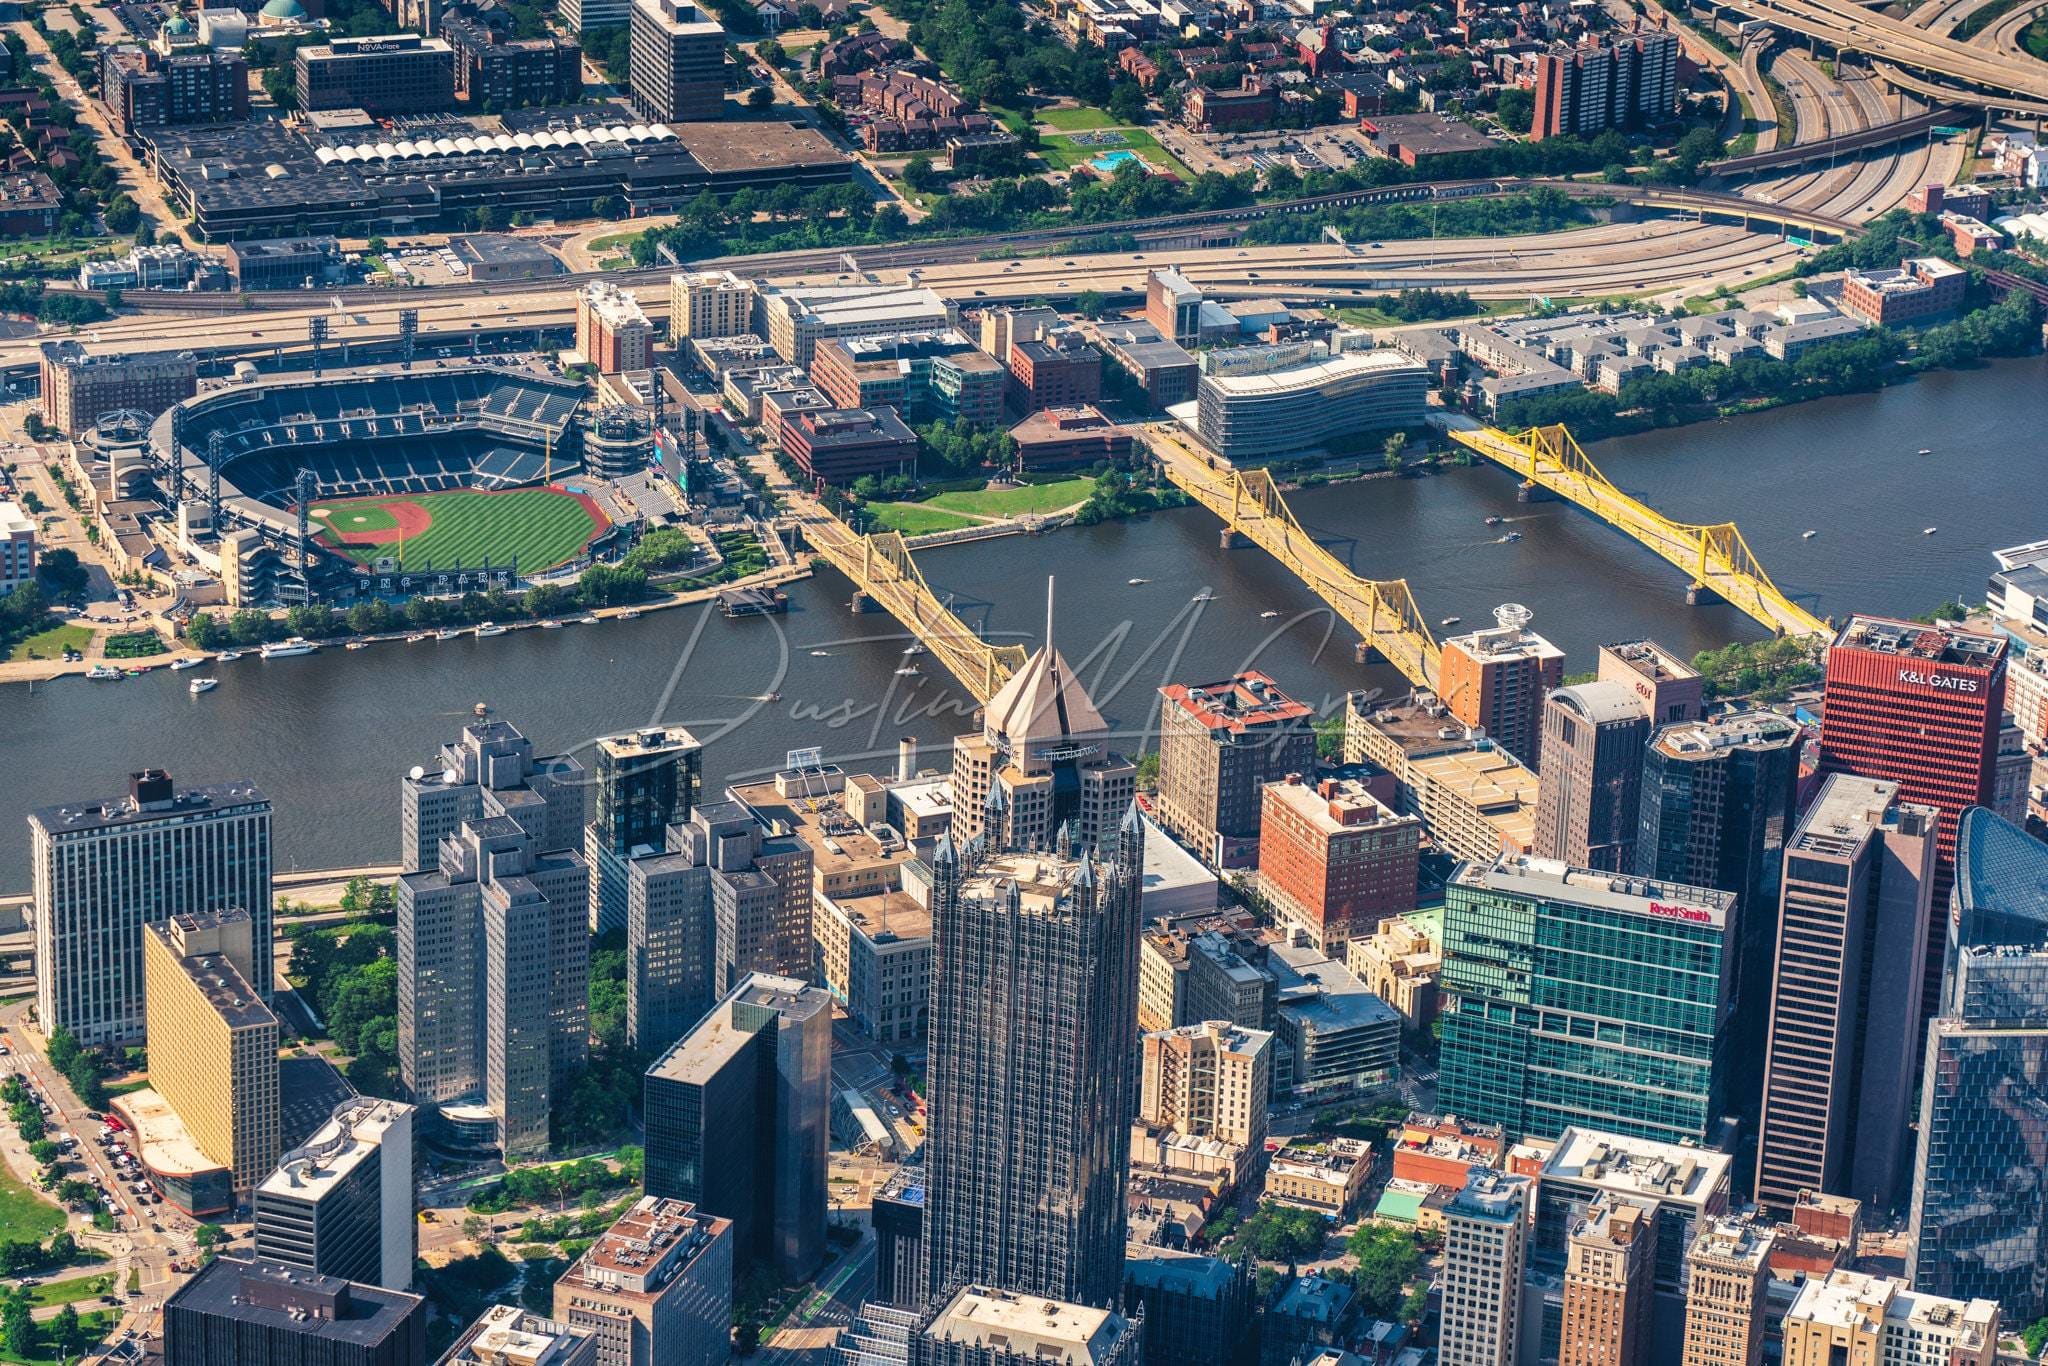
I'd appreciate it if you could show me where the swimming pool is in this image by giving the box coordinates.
[1089,149,1140,172]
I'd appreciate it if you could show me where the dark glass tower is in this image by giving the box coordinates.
[923,808,1146,1308]
[586,726,702,935]
[1908,806,2048,1321]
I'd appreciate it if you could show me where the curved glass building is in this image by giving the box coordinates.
[1907,806,2048,1321]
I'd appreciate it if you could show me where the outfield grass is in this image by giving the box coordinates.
[316,490,603,572]
[865,503,979,536]
[0,1166,66,1244]
[1039,105,1118,131]
[9,622,91,662]
[926,477,1095,517]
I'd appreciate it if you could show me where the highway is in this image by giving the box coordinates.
[1718,0,2048,106]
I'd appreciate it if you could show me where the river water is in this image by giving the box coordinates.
[3,356,2041,889]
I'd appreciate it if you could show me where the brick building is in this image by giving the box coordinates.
[1007,329,1102,411]
[779,406,918,484]
[1155,672,1316,870]
[1008,406,1133,472]
[1257,774,1421,953]
[1837,257,1968,327]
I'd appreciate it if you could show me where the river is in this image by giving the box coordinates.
[2,356,2040,890]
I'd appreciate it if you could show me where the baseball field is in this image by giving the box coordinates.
[310,487,607,572]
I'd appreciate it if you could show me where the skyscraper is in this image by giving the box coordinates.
[949,580,1136,856]
[1533,681,1649,872]
[1256,773,1421,954]
[1436,604,1564,770]
[254,1098,416,1292]
[1438,856,1736,1145]
[1439,1172,1530,1366]
[923,809,1146,1308]
[626,0,723,122]
[551,1196,734,1366]
[162,1258,428,1366]
[1908,806,2048,1322]
[1636,709,1801,1113]
[1816,615,2008,1020]
[1679,1217,1774,1366]
[30,769,272,1046]
[396,708,589,1158]
[1560,1196,1656,1366]
[643,972,832,1281]
[585,726,701,935]
[1597,639,1702,727]
[1153,672,1316,868]
[1754,775,1937,1214]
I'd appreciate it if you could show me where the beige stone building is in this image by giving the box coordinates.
[1560,1196,1656,1366]
[142,909,279,1197]
[1780,1272,1997,1366]
[1680,1217,1774,1366]
[668,269,754,341]
[1346,912,1441,1029]
[1134,1020,1271,1183]
[552,1196,733,1366]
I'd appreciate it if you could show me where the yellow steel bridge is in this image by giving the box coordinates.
[1151,429,1443,690]
[1448,423,1829,639]
[795,498,1027,703]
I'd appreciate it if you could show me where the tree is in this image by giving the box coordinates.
[1347,1224,1422,1316]
[1,1287,35,1359]
[193,1222,227,1248]
[37,546,89,597]
[1382,431,1407,472]
[747,83,774,109]
[902,153,942,193]
[1107,80,1146,126]
[1495,86,1533,133]
[50,1303,81,1359]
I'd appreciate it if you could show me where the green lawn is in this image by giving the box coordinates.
[865,503,979,535]
[24,1274,113,1310]
[0,1166,66,1244]
[8,622,91,662]
[1039,105,1118,131]
[1040,129,1194,180]
[0,1309,115,1366]
[927,477,1095,517]
[315,489,604,573]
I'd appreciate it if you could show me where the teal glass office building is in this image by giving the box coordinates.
[1438,856,1738,1145]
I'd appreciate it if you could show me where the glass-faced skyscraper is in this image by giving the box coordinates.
[1909,806,2048,1322]
[585,726,702,935]
[923,808,1147,1309]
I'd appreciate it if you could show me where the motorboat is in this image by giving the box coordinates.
[1260,610,1280,619]
[436,628,462,641]
[406,633,430,643]
[474,622,507,638]
[1917,447,1932,455]
[894,666,920,676]
[1802,530,1818,539]
[85,665,122,681]
[169,657,205,672]
[1127,577,1150,585]
[189,678,217,695]
[1497,531,1522,543]
[621,610,642,620]
[903,644,926,656]
[1192,591,1215,602]
[259,637,318,658]
[217,651,243,662]
[1483,516,1504,526]
[810,650,831,657]
[1441,616,1463,627]
[345,639,370,651]
[539,620,563,630]
[1923,526,1938,535]
[579,615,600,625]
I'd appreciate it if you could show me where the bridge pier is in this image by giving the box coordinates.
[849,590,877,613]
[1354,641,1384,665]
[1517,481,1557,504]
[1687,583,1725,607]
[1219,529,1248,549]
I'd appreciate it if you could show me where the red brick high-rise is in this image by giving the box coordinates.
[1816,615,2008,1020]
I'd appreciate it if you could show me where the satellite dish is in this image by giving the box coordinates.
[409,765,425,781]
[442,769,459,784]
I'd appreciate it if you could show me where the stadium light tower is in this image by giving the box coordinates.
[308,317,328,378]
[294,467,318,596]
[399,309,419,370]
[207,429,225,537]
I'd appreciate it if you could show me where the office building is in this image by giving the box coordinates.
[1257,774,1420,954]
[810,330,1006,426]
[1534,1129,1735,1365]
[30,769,272,1047]
[1679,1217,1773,1366]
[440,4,582,109]
[295,34,456,113]
[949,582,1136,856]
[1009,405,1131,472]
[871,1167,926,1310]
[1122,1248,1253,1366]
[1817,614,2008,1019]
[1259,1274,1353,1366]
[1908,806,2048,1321]
[1534,682,1650,872]
[1439,857,1736,1145]
[1597,639,1702,725]
[1144,268,1203,346]
[628,0,724,122]
[1780,1272,1997,1366]
[0,500,34,593]
[1635,709,1801,1097]
[559,0,627,34]
[1438,605,1565,769]
[1007,329,1101,412]
[1133,1020,1272,1182]
[1268,939,1401,1099]
[1439,1172,1530,1366]
[39,339,199,437]
[443,1305,599,1365]
[1189,344,1428,462]
[761,285,956,367]
[100,45,249,137]
[811,886,930,1044]
[254,1097,417,1292]
[1388,1111,1505,1190]
[143,910,280,1198]
[643,972,831,1281]
[1754,775,1937,1213]
[162,1258,428,1366]
[915,1287,1143,1366]
[552,1196,733,1366]
[923,808,1146,1309]
[396,707,590,1158]
[585,726,702,936]
[1263,1137,1373,1216]
[576,282,655,375]
[1346,912,1440,1029]
[1095,319,1200,408]
[779,405,920,485]
[1560,1196,1655,1366]
[1154,673,1316,870]
[670,269,754,340]
[1180,924,1276,1033]
[1530,28,1678,140]
[1838,257,1969,327]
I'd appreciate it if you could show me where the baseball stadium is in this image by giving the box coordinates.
[151,367,658,604]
